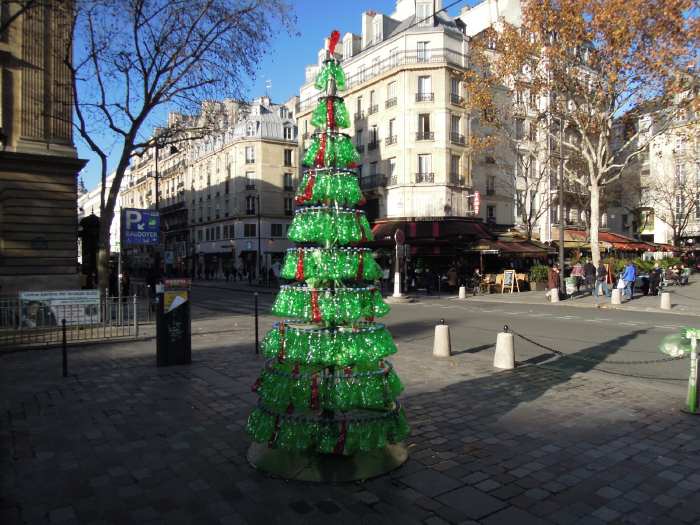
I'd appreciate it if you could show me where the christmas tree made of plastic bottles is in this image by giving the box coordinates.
[246,31,409,460]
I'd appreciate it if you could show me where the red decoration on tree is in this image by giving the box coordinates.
[310,373,320,410]
[295,249,305,280]
[311,290,322,322]
[333,420,347,454]
[326,98,335,129]
[251,378,261,392]
[328,30,341,55]
[295,174,316,205]
[357,195,367,206]
[315,134,327,167]
[357,251,364,280]
[292,363,300,378]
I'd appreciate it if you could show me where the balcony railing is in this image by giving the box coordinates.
[284,185,294,192]
[385,135,397,146]
[389,175,398,185]
[360,174,386,189]
[486,188,495,196]
[245,158,255,164]
[302,132,309,140]
[368,141,379,151]
[450,93,463,105]
[297,48,470,113]
[354,111,365,121]
[368,105,378,115]
[385,97,397,109]
[415,92,434,102]
[246,183,256,190]
[450,132,466,145]
[416,131,434,141]
[246,209,256,216]
[355,144,365,153]
[448,173,465,185]
[415,172,434,183]
[284,209,293,216]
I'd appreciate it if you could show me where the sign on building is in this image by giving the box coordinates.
[19,290,101,327]
[122,208,160,245]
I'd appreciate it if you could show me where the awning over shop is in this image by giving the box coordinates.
[465,239,553,257]
[548,228,612,250]
[371,218,494,244]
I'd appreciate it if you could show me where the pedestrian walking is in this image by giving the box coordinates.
[382,266,391,295]
[571,260,585,292]
[648,262,661,296]
[593,262,611,305]
[547,264,560,294]
[622,261,637,300]
[583,259,596,294]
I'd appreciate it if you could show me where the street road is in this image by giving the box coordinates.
[191,284,696,392]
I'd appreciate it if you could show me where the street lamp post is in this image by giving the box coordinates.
[153,141,178,279]
[257,193,262,284]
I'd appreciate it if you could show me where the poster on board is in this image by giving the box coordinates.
[19,290,101,327]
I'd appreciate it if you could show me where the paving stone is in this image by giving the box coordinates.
[481,507,549,524]
[437,487,507,520]
[400,470,462,498]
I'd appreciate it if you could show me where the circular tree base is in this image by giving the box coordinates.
[247,442,408,482]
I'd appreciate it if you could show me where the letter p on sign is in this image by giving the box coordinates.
[126,210,142,231]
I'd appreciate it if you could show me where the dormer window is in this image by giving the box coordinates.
[372,17,382,43]
[417,2,432,27]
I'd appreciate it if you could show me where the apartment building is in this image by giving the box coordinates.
[297,0,612,250]
[614,93,700,246]
[298,0,477,223]
[120,96,298,277]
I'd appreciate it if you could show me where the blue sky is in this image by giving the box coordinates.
[79,0,469,190]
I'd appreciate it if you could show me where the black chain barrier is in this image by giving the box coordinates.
[510,328,688,366]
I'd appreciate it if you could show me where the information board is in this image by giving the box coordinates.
[501,270,519,294]
[19,290,100,327]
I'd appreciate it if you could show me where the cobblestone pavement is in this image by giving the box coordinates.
[2,315,700,525]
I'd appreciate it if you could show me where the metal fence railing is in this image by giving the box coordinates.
[0,296,154,348]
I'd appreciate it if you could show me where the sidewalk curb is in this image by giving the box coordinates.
[192,282,278,295]
[444,295,700,317]
[0,334,156,355]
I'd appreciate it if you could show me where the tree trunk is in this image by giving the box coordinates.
[589,180,601,268]
[97,208,114,296]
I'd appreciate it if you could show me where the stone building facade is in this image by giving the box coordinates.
[0,1,86,294]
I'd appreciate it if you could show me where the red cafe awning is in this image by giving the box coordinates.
[372,218,493,242]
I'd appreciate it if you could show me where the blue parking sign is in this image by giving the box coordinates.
[123,208,160,245]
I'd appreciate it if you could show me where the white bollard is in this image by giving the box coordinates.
[458,286,466,299]
[660,292,671,310]
[549,288,559,303]
[494,329,515,369]
[433,321,451,357]
[392,271,403,298]
[611,289,622,305]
